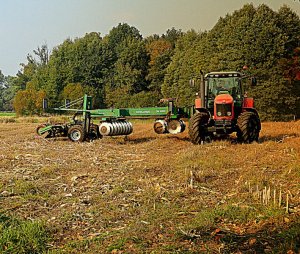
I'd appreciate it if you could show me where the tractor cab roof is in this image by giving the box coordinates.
[205,71,243,78]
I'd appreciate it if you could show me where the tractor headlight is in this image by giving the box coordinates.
[227,111,232,116]
[217,112,222,116]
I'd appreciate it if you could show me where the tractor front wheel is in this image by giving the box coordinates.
[188,111,209,144]
[68,125,86,142]
[237,111,260,143]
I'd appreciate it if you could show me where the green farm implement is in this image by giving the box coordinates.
[36,94,190,142]
[37,71,260,143]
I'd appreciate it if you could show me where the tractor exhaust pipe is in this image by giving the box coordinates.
[200,70,205,108]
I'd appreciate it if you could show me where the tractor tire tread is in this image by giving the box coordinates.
[188,112,209,144]
[237,111,260,143]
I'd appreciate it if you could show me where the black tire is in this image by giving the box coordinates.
[237,111,260,143]
[68,125,85,142]
[88,124,102,141]
[188,112,209,144]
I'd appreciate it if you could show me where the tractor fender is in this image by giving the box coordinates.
[242,107,259,116]
[194,108,211,119]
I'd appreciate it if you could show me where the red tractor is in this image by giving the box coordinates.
[189,71,261,144]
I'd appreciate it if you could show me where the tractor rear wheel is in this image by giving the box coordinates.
[68,125,86,142]
[189,111,209,144]
[237,111,260,143]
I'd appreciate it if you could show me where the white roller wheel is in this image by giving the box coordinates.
[167,120,182,134]
[154,120,167,134]
[99,122,112,136]
[179,120,186,132]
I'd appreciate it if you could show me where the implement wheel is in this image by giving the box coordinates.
[68,125,85,142]
[36,124,51,138]
[188,112,209,144]
[88,124,102,141]
[237,111,260,143]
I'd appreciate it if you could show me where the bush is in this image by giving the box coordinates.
[13,82,45,116]
[61,83,84,101]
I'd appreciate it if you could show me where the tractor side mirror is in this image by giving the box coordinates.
[251,77,257,86]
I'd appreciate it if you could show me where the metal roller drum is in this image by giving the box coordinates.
[126,121,133,135]
[166,120,186,134]
[119,121,125,134]
[153,120,168,134]
[99,122,112,136]
[109,122,115,135]
[179,119,186,132]
[112,122,119,135]
[99,121,133,136]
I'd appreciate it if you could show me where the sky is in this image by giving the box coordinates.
[0,0,300,76]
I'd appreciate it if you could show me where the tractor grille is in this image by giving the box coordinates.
[216,103,232,117]
[215,120,232,126]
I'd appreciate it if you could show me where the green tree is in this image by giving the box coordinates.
[146,39,173,93]
[0,71,18,111]
[45,33,111,107]
[105,23,142,56]
[0,70,5,110]
[162,30,203,106]
[162,27,183,48]
[104,24,149,107]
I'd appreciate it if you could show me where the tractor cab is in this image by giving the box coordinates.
[205,72,244,119]
[206,72,243,99]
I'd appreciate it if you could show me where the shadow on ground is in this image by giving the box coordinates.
[259,133,299,143]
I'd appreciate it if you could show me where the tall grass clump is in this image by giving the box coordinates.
[0,213,50,254]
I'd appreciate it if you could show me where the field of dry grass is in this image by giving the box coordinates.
[0,118,299,253]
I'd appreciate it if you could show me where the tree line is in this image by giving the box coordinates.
[0,3,299,120]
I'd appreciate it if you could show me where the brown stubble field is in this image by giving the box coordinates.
[0,119,299,253]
